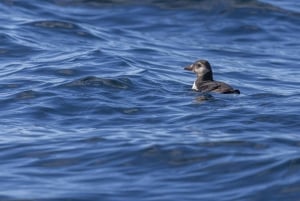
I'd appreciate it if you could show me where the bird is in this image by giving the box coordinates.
[184,59,240,94]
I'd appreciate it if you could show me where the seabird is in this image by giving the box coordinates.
[184,60,240,94]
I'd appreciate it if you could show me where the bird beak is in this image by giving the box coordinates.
[184,64,193,71]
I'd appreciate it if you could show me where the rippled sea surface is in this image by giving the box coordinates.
[1,0,300,200]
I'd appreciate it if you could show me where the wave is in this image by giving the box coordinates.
[62,76,133,89]
[51,0,300,14]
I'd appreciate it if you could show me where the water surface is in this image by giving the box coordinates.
[0,0,300,200]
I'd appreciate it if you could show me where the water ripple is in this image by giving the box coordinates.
[63,76,132,89]
[0,0,300,200]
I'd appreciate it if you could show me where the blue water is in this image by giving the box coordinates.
[1,0,300,200]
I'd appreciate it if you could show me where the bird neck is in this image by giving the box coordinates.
[197,72,213,82]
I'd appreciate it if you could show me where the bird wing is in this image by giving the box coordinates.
[197,81,236,93]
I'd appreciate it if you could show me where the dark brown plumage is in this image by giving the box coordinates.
[184,60,240,94]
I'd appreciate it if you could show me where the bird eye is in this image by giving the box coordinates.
[197,63,202,67]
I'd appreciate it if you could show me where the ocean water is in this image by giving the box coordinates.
[0,0,300,200]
